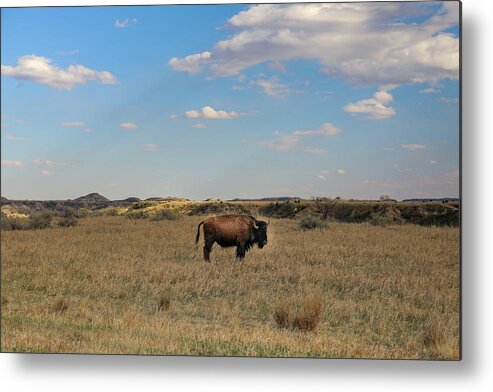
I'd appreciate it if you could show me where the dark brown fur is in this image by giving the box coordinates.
[195,214,268,262]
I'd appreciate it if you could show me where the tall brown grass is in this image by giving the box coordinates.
[1,215,459,358]
[274,293,323,332]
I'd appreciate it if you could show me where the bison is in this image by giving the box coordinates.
[195,214,268,262]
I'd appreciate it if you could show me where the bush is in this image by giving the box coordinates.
[422,323,445,351]
[273,294,323,332]
[52,297,69,313]
[158,294,171,311]
[127,210,148,220]
[298,215,327,230]
[105,208,119,216]
[259,202,304,218]
[28,212,52,229]
[291,295,323,332]
[368,212,396,227]
[131,201,153,210]
[58,215,78,227]
[1,214,28,231]
[151,210,180,221]
[61,207,86,218]
[273,303,291,329]
[188,202,251,216]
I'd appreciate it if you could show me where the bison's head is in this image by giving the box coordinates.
[254,220,268,248]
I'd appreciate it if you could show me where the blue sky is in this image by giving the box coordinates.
[1,2,459,201]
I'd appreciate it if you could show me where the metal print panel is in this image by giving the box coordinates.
[0,1,461,359]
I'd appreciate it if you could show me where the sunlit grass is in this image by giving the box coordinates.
[1,215,459,358]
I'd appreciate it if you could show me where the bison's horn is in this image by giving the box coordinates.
[267,219,270,226]
[254,220,259,229]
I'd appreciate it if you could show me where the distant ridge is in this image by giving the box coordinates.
[70,193,110,209]
[73,192,110,203]
[115,197,141,203]
[1,193,460,216]
[145,197,191,202]
[402,197,460,203]
[228,196,301,202]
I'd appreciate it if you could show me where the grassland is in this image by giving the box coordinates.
[1,214,460,359]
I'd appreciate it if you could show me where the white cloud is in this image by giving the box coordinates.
[316,170,329,180]
[429,160,437,164]
[293,122,341,137]
[169,3,459,88]
[6,134,30,141]
[362,170,459,197]
[119,122,138,130]
[115,18,138,28]
[337,168,347,175]
[438,97,459,104]
[143,144,158,152]
[40,169,54,177]
[257,122,341,153]
[32,158,64,167]
[344,90,396,119]
[253,77,300,98]
[420,87,440,94]
[257,135,301,152]
[184,106,239,120]
[1,114,24,128]
[1,55,118,90]
[61,122,85,127]
[1,160,23,168]
[169,51,212,73]
[401,143,426,151]
[304,147,327,155]
[192,123,208,129]
[84,128,93,133]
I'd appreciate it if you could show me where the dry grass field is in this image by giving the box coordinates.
[1,214,460,359]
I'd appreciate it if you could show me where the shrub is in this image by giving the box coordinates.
[273,303,291,329]
[273,293,323,332]
[58,215,78,227]
[1,214,28,231]
[313,197,339,220]
[259,202,304,218]
[188,202,251,216]
[298,215,327,230]
[422,323,445,351]
[28,212,52,229]
[131,201,153,210]
[368,212,395,227]
[291,295,323,332]
[127,210,148,220]
[158,295,171,311]
[61,207,86,218]
[52,297,69,313]
[105,208,119,216]
[151,210,180,221]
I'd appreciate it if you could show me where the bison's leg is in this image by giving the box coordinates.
[236,242,246,261]
[203,237,214,262]
[203,247,210,262]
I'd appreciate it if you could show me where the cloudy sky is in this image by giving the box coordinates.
[1,2,460,201]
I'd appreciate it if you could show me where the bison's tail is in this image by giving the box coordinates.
[195,221,204,244]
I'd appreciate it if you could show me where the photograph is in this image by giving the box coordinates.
[1,1,460,359]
